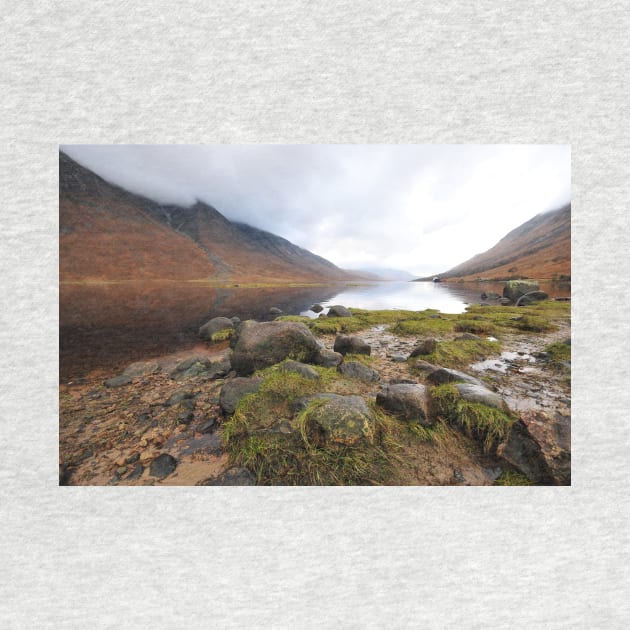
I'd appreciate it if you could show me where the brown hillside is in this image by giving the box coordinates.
[428,204,571,281]
[60,152,352,284]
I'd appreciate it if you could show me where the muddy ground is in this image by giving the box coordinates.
[59,312,570,486]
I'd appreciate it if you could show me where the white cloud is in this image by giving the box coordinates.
[60,144,570,277]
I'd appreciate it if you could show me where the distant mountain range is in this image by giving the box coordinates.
[416,204,571,282]
[347,267,417,281]
[59,152,355,284]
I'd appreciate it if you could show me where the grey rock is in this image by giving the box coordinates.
[456,332,481,341]
[165,391,194,406]
[149,453,177,479]
[290,393,341,414]
[123,361,159,378]
[125,463,144,481]
[454,383,507,411]
[219,377,263,414]
[199,316,234,341]
[503,280,540,302]
[311,304,324,313]
[409,338,438,356]
[231,321,320,375]
[198,417,217,433]
[313,348,343,367]
[497,420,553,483]
[279,360,320,380]
[389,353,409,362]
[269,307,283,315]
[376,384,432,426]
[230,316,241,325]
[104,375,132,388]
[333,334,371,356]
[200,466,256,486]
[299,394,376,445]
[338,361,380,383]
[426,368,484,387]
[177,398,195,423]
[327,305,352,317]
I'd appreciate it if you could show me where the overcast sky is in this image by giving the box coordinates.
[61,144,570,277]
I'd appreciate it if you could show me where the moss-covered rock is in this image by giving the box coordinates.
[231,321,321,375]
[299,394,376,445]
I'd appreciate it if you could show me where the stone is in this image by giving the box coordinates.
[123,361,159,378]
[198,316,234,341]
[311,304,324,313]
[338,361,380,383]
[502,280,540,302]
[426,367,484,387]
[177,398,195,423]
[409,338,438,356]
[219,377,263,414]
[197,417,217,433]
[104,375,132,388]
[231,321,321,375]
[327,305,352,317]
[409,359,439,376]
[200,467,256,486]
[333,334,371,356]
[299,394,376,445]
[313,348,343,368]
[289,393,341,414]
[497,419,553,483]
[456,332,481,341]
[454,383,507,412]
[516,290,548,306]
[149,453,177,479]
[279,360,320,380]
[480,291,501,300]
[269,307,283,315]
[125,463,144,481]
[389,353,409,362]
[230,316,241,325]
[376,384,432,426]
[165,391,194,406]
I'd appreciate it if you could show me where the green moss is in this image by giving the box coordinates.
[494,470,532,486]
[210,328,233,342]
[224,397,409,485]
[391,317,455,336]
[453,318,497,335]
[412,338,500,370]
[430,384,514,453]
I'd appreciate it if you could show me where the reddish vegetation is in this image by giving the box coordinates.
[432,204,571,282]
[59,152,353,284]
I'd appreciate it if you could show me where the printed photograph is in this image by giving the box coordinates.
[59,145,571,486]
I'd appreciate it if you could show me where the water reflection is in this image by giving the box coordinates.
[60,279,569,380]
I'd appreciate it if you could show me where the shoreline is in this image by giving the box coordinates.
[60,300,571,486]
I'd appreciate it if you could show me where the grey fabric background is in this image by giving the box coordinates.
[1,1,628,627]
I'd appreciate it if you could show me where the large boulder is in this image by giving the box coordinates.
[199,316,234,341]
[515,290,549,306]
[333,334,371,356]
[219,377,263,414]
[230,321,320,375]
[426,367,484,387]
[298,394,376,445]
[149,453,177,479]
[123,360,159,378]
[338,361,380,383]
[376,384,432,426]
[327,305,352,317]
[502,280,540,303]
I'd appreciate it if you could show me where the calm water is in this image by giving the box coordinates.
[60,280,570,380]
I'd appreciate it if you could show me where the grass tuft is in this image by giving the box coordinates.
[430,384,514,453]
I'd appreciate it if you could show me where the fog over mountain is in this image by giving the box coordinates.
[61,144,571,277]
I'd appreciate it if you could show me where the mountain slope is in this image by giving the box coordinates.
[60,152,352,283]
[421,204,571,281]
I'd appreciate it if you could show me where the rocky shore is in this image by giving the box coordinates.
[59,293,570,486]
